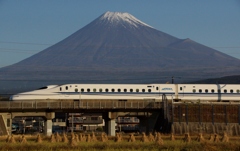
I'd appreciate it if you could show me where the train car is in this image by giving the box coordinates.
[176,84,240,101]
[10,84,240,102]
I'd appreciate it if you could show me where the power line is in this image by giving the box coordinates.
[0,48,39,54]
[0,41,51,46]
[1,40,240,48]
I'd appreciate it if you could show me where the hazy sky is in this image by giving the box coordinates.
[0,1,240,68]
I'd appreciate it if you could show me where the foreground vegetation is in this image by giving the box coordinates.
[0,132,240,151]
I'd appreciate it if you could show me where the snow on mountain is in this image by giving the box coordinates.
[99,11,153,28]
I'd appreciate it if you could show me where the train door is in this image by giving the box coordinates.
[156,85,160,97]
[175,84,178,100]
[154,85,161,102]
[178,85,185,99]
[64,85,69,98]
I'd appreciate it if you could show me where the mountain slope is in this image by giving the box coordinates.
[13,12,180,69]
[0,11,240,82]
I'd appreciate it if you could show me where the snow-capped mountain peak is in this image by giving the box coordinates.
[99,11,153,28]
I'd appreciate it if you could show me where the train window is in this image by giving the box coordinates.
[124,89,127,92]
[99,88,102,92]
[66,86,68,90]
[148,89,151,92]
[105,89,109,92]
[211,89,215,93]
[93,88,96,92]
[81,89,84,92]
[142,89,145,92]
[218,89,221,93]
[237,90,240,93]
[156,87,159,90]
[75,88,78,92]
[230,89,233,93]
[193,89,196,93]
[38,86,48,90]
[224,89,227,93]
[180,87,182,91]
[199,89,202,93]
[136,89,139,92]
[60,87,62,91]
[87,89,90,92]
[112,89,115,92]
[118,89,121,92]
[205,89,208,93]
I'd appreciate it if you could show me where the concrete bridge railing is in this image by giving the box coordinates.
[0,100,161,111]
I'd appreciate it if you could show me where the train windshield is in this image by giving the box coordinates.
[37,86,48,90]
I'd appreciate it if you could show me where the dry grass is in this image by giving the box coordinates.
[20,135,27,144]
[148,133,155,142]
[114,133,122,142]
[128,133,135,142]
[155,132,163,145]
[196,133,205,142]
[55,132,62,142]
[62,133,68,143]
[141,132,149,142]
[170,133,175,141]
[183,133,191,143]
[0,133,239,151]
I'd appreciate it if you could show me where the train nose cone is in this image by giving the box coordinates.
[9,96,13,101]
[10,95,19,101]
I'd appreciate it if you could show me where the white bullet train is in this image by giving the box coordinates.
[10,83,240,102]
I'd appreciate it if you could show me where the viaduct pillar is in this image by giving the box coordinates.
[44,112,55,136]
[103,112,117,136]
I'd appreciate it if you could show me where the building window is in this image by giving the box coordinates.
[199,89,202,93]
[118,89,121,92]
[193,89,196,93]
[124,89,127,92]
[130,89,133,92]
[105,89,109,92]
[180,87,182,91]
[237,90,240,93]
[142,89,145,92]
[205,89,208,93]
[211,89,215,93]
[93,88,96,92]
[148,89,151,92]
[136,89,139,92]
[60,87,62,91]
[81,89,84,92]
[156,87,159,91]
[230,89,233,93]
[91,117,98,120]
[112,89,115,92]
[75,88,78,92]
[99,89,102,92]
[224,89,227,93]
[66,86,68,90]
[87,89,90,92]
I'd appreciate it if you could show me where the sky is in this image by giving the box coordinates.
[0,1,240,68]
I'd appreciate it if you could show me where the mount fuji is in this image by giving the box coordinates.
[0,11,240,84]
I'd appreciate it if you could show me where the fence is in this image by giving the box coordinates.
[0,100,161,111]
[171,102,240,124]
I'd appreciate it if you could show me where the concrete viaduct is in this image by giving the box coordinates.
[0,99,162,136]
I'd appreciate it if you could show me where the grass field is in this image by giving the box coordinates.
[0,133,240,151]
